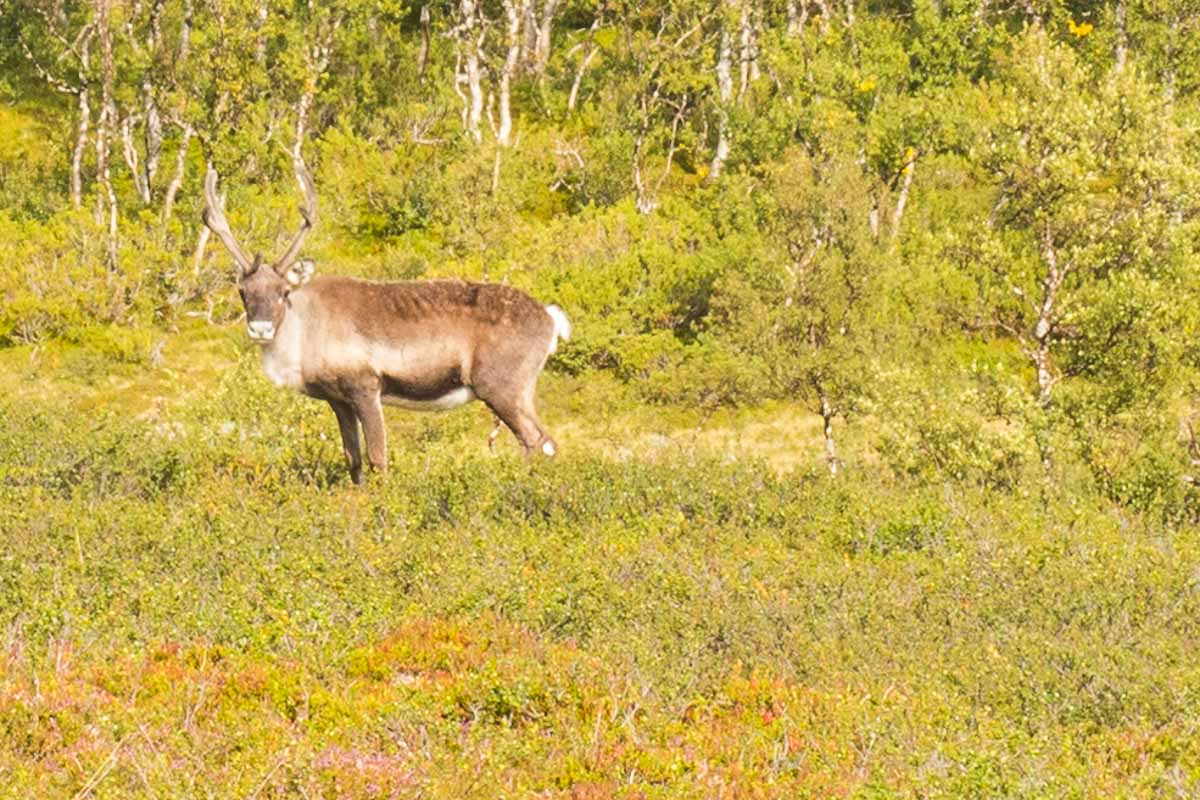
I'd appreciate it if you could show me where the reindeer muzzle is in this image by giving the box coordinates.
[247,320,277,343]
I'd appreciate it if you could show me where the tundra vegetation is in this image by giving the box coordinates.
[2,1,1200,796]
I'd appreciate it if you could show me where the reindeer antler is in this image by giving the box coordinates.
[202,165,256,275]
[271,154,318,276]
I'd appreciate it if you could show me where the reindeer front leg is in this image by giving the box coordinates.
[328,399,363,484]
[350,389,388,478]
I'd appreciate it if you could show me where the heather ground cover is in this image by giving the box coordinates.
[0,333,1197,797]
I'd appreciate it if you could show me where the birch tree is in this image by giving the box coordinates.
[711,146,882,475]
[972,31,1199,467]
[11,0,97,209]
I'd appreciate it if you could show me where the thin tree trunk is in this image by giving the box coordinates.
[1032,222,1067,407]
[459,0,485,144]
[254,0,269,66]
[1114,0,1127,73]
[121,113,151,204]
[709,29,733,181]
[179,0,192,58]
[417,5,431,78]
[497,0,524,148]
[635,94,688,213]
[786,0,808,37]
[71,87,90,210]
[490,1,525,192]
[1033,342,1054,406]
[890,151,915,240]
[294,92,313,160]
[533,0,560,74]
[19,29,93,208]
[160,1,192,223]
[737,2,758,99]
[523,1,538,62]
[161,123,192,222]
[192,160,216,275]
[633,134,655,214]
[820,392,838,476]
[95,0,118,267]
[453,51,468,130]
[140,0,164,198]
[192,224,212,276]
[814,0,830,34]
[142,80,162,195]
[294,41,330,160]
[567,14,601,113]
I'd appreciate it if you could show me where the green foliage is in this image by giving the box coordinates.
[0,105,62,218]
[705,145,884,421]
[874,355,1035,489]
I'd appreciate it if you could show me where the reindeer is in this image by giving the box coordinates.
[201,157,571,484]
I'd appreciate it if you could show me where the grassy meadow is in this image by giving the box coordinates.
[0,324,1197,798]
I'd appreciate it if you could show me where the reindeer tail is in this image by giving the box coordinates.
[545,304,572,354]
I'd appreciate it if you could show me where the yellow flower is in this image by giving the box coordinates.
[857,75,877,93]
[1068,18,1093,38]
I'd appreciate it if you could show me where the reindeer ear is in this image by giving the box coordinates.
[286,259,315,287]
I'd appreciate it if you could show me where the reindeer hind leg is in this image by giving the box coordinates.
[481,395,551,457]
[349,388,388,477]
[471,340,557,457]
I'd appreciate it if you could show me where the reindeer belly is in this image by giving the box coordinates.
[381,385,477,411]
[371,338,475,412]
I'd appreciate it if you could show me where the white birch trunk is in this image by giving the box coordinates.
[533,0,560,74]
[71,88,90,210]
[460,0,485,144]
[255,0,269,66]
[820,392,838,476]
[709,29,733,181]
[567,14,602,113]
[814,0,831,34]
[161,123,192,223]
[143,80,162,193]
[737,2,758,99]
[192,160,216,275]
[786,1,808,37]
[1114,0,1127,73]
[497,0,524,148]
[418,5,431,78]
[1033,222,1068,407]
[179,0,192,57]
[121,114,151,204]
[890,153,915,240]
[95,0,119,267]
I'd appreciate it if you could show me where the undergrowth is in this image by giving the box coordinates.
[0,353,1198,797]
